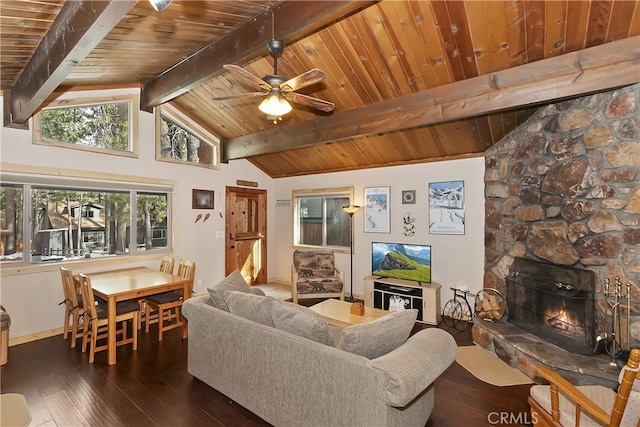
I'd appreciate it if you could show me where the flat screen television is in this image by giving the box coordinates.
[371,242,431,284]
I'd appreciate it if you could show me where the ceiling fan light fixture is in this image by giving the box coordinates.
[149,0,172,12]
[258,93,292,117]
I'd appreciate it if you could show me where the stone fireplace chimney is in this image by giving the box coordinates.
[484,83,640,353]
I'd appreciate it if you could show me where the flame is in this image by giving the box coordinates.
[556,307,568,323]
[546,303,574,335]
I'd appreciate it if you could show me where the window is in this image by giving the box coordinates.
[33,94,138,157]
[0,184,24,262]
[156,104,219,169]
[293,187,353,252]
[0,172,171,266]
[136,192,169,250]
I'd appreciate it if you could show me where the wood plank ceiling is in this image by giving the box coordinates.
[1,1,639,178]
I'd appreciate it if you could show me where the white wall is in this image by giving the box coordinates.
[0,88,273,341]
[270,158,486,307]
[0,88,486,342]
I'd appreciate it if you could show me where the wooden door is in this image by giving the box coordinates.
[225,186,267,284]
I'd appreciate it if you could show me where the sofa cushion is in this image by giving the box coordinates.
[224,290,275,327]
[251,287,266,296]
[271,301,334,346]
[207,270,252,312]
[338,309,418,359]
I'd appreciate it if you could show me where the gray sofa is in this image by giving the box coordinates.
[182,295,457,427]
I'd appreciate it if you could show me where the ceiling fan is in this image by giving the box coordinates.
[213,40,335,123]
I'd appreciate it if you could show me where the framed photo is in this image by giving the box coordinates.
[364,186,390,233]
[429,180,465,235]
[402,190,416,204]
[192,189,214,209]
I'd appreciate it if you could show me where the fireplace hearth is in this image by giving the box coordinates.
[506,257,596,355]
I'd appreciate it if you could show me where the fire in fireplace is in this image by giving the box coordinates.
[506,257,596,355]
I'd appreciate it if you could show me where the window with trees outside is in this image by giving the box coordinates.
[293,187,353,253]
[33,94,138,157]
[156,104,219,169]
[0,173,171,266]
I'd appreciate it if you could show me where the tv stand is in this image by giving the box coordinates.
[364,275,441,325]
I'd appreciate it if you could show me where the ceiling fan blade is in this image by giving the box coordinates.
[211,92,266,101]
[223,64,271,91]
[285,92,335,112]
[280,68,327,92]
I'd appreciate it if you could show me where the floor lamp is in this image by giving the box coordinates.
[343,205,360,302]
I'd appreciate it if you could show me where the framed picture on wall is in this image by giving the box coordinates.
[428,180,465,235]
[364,186,390,233]
[192,189,214,209]
[402,190,416,204]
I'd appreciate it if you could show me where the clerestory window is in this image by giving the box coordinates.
[156,104,219,169]
[33,94,138,157]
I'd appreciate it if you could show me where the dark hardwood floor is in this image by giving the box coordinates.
[1,321,533,426]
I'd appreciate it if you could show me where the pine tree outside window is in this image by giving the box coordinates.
[0,172,171,267]
[33,95,138,157]
[156,104,219,169]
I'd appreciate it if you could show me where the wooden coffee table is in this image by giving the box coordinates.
[309,299,389,328]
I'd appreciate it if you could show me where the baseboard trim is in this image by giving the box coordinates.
[9,327,62,347]
[267,277,290,286]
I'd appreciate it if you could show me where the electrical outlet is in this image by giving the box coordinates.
[215,231,224,238]
[196,279,202,289]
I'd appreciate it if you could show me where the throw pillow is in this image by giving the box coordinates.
[271,301,334,346]
[338,309,418,359]
[251,287,266,296]
[224,290,275,327]
[206,270,252,312]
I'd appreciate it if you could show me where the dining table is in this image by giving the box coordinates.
[87,266,190,365]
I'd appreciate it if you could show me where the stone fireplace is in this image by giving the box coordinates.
[477,83,640,385]
[507,257,595,355]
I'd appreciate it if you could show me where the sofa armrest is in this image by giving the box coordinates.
[370,328,457,407]
[182,294,214,316]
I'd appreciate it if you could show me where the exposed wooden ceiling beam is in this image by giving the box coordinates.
[5,0,137,127]
[223,36,640,161]
[139,1,376,111]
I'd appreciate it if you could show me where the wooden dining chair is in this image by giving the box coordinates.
[59,267,85,348]
[144,259,195,341]
[139,255,176,330]
[159,255,174,274]
[78,273,139,363]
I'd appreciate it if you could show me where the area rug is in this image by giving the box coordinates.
[0,393,32,427]
[455,345,533,387]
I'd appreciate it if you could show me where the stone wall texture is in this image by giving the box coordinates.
[484,83,640,349]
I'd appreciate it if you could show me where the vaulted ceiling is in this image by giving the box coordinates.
[1,1,639,178]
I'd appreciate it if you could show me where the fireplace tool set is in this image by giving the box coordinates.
[595,277,633,366]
